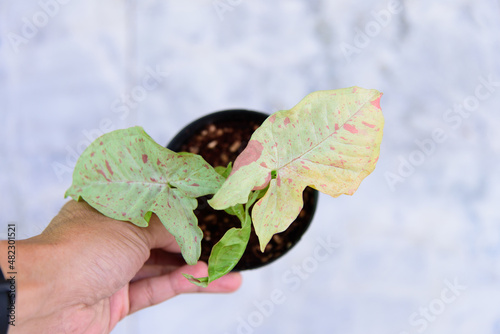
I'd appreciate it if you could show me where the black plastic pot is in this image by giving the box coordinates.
[167,109,318,271]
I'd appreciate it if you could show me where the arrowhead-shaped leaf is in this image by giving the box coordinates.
[209,87,384,250]
[184,213,251,287]
[65,126,224,265]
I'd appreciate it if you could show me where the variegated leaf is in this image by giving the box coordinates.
[209,87,384,250]
[65,126,224,265]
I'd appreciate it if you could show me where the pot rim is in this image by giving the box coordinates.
[167,109,270,152]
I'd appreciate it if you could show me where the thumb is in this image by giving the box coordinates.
[142,213,182,253]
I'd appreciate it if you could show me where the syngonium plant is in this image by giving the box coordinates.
[65,87,384,287]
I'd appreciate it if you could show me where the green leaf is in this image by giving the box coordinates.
[224,204,245,221]
[184,214,251,287]
[214,162,233,178]
[185,188,267,287]
[183,274,209,286]
[209,87,384,251]
[65,126,224,265]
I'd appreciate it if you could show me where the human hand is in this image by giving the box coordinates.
[0,200,242,334]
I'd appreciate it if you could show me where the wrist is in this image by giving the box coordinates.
[0,237,56,328]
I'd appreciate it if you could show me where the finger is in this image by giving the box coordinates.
[141,214,182,253]
[131,250,186,282]
[128,261,242,314]
[131,264,179,282]
[145,249,185,266]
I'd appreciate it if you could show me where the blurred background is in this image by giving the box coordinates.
[1,0,500,333]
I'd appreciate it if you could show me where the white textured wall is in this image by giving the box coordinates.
[1,1,500,333]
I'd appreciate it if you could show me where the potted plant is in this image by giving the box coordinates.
[65,87,384,287]
[166,109,319,271]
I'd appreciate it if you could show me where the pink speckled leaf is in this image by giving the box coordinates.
[209,87,384,250]
[65,126,223,265]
